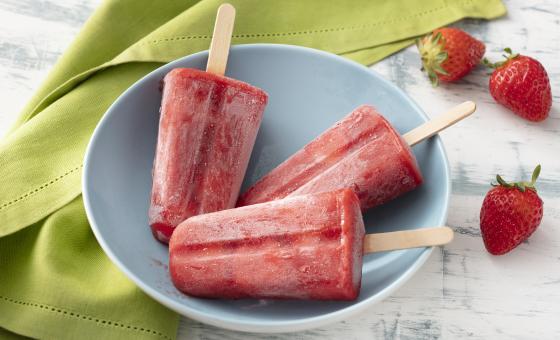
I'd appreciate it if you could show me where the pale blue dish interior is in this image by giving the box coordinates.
[83,44,450,333]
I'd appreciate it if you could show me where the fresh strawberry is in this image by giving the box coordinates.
[480,165,544,255]
[416,27,485,86]
[484,49,552,122]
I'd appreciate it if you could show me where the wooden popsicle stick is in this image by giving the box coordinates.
[363,226,454,254]
[206,3,236,75]
[403,101,476,147]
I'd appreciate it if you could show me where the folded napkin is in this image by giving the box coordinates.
[0,0,505,338]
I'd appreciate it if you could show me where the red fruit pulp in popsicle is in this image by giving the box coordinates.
[149,68,268,243]
[237,105,422,210]
[169,188,365,300]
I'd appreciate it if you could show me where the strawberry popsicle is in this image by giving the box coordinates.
[149,68,268,243]
[237,105,422,210]
[169,189,365,300]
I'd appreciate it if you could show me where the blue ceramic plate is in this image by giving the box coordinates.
[83,44,450,333]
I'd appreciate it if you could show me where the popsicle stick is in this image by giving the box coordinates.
[363,226,454,254]
[403,101,476,147]
[206,3,236,75]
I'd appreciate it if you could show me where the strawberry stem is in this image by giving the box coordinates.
[482,48,519,70]
[492,165,541,192]
[495,174,510,187]
[531,164,541,186]
[416,31,449,87]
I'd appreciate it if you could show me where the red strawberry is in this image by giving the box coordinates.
[480,165,544,255]
[484,49,552,122]
[416,27,485,86]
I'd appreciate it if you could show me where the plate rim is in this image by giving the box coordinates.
[82,43,451,333]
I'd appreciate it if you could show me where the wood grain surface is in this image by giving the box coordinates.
[0,0,558,339]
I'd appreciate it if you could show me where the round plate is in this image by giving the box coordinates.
[83,44,450,333]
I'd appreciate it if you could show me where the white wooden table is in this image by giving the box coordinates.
[1,0,558,338]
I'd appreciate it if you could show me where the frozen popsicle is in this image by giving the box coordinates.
[237,101,476,209]
[237,105,421,209]
[169,189,365,300]
[149,4,268,243]
[169,188,455,300]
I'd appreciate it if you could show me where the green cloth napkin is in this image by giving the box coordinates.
[0,0,505,338]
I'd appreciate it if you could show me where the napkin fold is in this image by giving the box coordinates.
[0,0,505,339]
